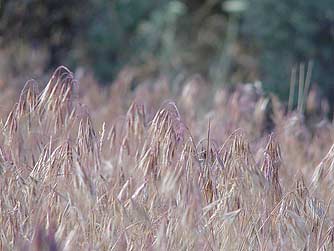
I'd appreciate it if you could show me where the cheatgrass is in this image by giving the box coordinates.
[0,66,334,250]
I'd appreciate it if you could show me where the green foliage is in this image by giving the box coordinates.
[241,0,334,101]
[1,0,333,105]
[1,0,226,82]
[0,0,91,67]
[81,0,168,81]
[0,0,227,82]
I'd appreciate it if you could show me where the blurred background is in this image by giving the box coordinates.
[0,0,333,111]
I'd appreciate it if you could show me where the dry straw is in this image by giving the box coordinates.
[0,67,333,250]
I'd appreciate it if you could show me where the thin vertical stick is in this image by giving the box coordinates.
[288,67,297,113]
[205,119,211,171]
[302,61,314,114]
[298,63,305,114]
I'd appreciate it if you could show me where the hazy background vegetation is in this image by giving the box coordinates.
[0,0,333,107]
[1,2,334,250]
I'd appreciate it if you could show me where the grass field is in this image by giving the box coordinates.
[1,66,334,250]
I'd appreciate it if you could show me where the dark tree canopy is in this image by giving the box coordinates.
[0,0,333,107]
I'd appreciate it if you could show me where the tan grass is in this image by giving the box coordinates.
[0,67,333,250]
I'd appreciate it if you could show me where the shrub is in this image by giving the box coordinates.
[241,0,334,104]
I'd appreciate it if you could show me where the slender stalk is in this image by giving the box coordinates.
[297,63,305,114]
[288,67,297,113]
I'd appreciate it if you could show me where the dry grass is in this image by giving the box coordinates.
[1,66,334,250]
